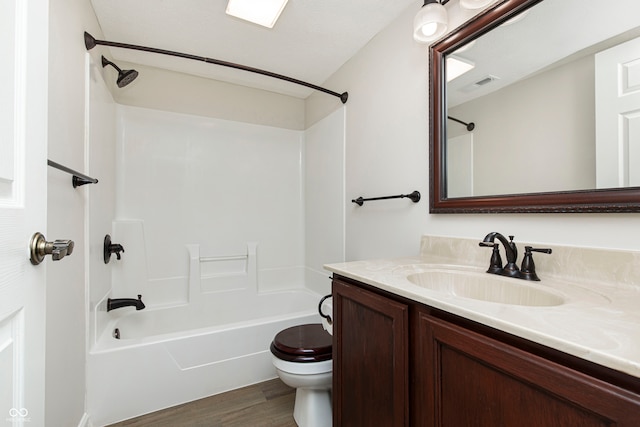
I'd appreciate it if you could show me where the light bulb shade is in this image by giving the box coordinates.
[413,2,448,43]
[459,0,494,10]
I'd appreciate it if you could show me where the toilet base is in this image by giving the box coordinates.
[293,387,332,427]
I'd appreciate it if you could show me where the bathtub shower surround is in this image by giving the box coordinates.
[114,105,307,299]
[89,219,321,426]
[86,104,345,426]
[88,235,324,426]
[91,105,312,344]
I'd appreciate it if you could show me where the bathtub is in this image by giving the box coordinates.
[87,288,325,426]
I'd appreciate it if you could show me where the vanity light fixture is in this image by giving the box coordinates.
[226,0,289,28]
[446,56,475,82]
[413,0,498,44]
[413,0,449,43]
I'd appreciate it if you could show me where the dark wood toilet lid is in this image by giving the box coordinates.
[270,323,332,362]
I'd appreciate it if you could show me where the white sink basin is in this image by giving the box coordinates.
[406,269,565,307]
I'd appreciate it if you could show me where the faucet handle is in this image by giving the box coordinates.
[508,235,518,261]
[110,244,125,260]
[480,242,503,273]
[104,234,125,263]
[526,246,552,255]
[520,246,552,281]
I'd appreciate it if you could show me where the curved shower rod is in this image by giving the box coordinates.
[84,32,348,104]
[447,116,475,131]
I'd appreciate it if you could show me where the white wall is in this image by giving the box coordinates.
[304,108,346,295]
[307,2,640,259]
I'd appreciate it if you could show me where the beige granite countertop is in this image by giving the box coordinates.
[324,235,640,379]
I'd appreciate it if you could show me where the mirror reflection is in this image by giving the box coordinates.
[444,0,640,198]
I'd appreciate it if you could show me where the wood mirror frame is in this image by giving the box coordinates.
[429,0,640,213]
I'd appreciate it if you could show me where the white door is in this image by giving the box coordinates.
[0,0,48,425]
[595,36,640,188]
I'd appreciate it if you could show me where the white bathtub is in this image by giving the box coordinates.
[87,289,324,426]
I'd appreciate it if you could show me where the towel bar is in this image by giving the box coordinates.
[352,190,421,206]
[47,159,98,187]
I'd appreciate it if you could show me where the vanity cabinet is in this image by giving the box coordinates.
[332,278,409,426]
[416,311,640,426]
[332,275,640,426]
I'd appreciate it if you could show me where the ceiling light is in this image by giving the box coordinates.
[413,0,500,44]
[446,56,475,82]
[413,0,448,44]
[226,0,289,28]
[459,0,495,9]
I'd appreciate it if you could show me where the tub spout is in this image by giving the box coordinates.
[107,294,145,312]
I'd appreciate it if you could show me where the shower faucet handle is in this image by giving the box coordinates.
[110,244,125,260]
[104,234,125,263]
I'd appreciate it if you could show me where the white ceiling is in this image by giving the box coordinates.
[447,0,640,107]
[90,0,416,98]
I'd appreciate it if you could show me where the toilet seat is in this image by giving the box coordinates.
[270,324,332,363]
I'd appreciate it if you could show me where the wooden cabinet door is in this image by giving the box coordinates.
[333,278,409,426]
[416,311,640,427]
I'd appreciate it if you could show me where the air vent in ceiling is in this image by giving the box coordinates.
[461,74,500,92]
[475,75,499,86]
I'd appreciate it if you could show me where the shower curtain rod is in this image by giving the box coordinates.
[447,116,475,131]
[84,32,348,104]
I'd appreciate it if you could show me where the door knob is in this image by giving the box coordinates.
[29,232,75,265]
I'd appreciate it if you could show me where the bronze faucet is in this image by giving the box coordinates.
[479,232,552,281]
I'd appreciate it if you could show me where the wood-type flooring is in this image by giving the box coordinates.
[107,379,297,427]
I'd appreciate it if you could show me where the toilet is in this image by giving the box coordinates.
[270,323,333,427]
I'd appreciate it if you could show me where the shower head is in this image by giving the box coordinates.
[101,56,139,88]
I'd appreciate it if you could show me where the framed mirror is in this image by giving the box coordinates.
[429,0,640,213]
